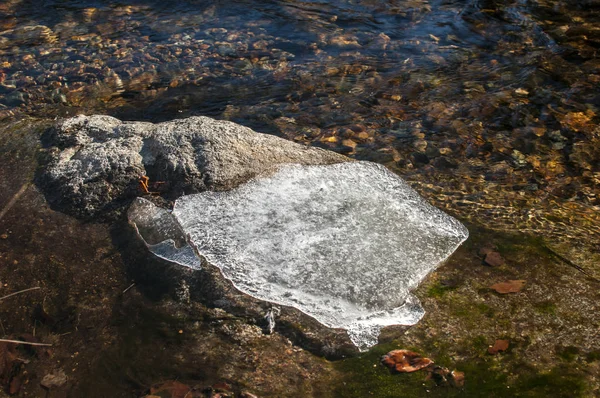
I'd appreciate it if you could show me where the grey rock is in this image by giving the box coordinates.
[40,115,348,218]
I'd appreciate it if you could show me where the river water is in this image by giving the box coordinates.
[1,0,599,245]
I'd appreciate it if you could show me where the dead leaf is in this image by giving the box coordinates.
[381,349,433,373]
[9,374,22,395]
[488,339,509,354]
[0,342,17,390]
[450,370,465,387]
[490,280,525,294]
[484,251,505,266]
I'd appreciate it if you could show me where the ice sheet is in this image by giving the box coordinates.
[169,162,468,349]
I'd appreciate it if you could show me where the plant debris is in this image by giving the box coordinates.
[484,251,505,266]
[381,349,433,373]
[0,342,21,395]
[427,366,465,387]
[488,339,510,354]
[490,280,526,294]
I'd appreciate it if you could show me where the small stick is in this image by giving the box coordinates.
[0,286,41,301]
[542,245,599,283]
[122,283,135,294]
[0,182,29,222]
[0,339,52,347]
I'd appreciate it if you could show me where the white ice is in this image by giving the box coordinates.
[167,162,468,349]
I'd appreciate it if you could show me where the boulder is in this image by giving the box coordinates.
[40,115,348,219]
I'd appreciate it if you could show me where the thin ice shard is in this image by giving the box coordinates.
[169,162,468,349]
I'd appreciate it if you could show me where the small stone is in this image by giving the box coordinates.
[514,88,529,96]
[484,251,504,266]
[511,150,527,167]
[433,157,457,169]
[425,146,440,158]
[41,369,68,389]
[413,139,428,152]
[356,131,370,140]
[0,233,7,239]
[321,136,338,143]
[411,152,429,165]
[548,130,567,142]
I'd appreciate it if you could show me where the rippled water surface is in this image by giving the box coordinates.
[1,0,599,245]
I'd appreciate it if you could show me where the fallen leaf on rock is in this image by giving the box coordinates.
[490,280,525,294]
[488,339,509,354]
[484,251,505,266]
[450,370,465,387]
[150,380,191,398]
[381,349,433,373]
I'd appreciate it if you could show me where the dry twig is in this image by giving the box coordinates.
[0,338,52,347]
[0,286,40,301]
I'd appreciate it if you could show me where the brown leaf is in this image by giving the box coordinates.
[484,251,505,266]
[0,342,17,380]
[488,339,509,354]
[381,349,433,373]
[450,370,465,387]
[490,280,525,294]
[9,374,22,395]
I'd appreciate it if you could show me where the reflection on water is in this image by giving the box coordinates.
[0,0,599,244]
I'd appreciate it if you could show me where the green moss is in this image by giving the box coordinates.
[514,366,586,397]
[471,335,490,352]
[585,350,600,362]
[334,346,587,398]
[533,300,556,315]
[451,299,495,320]
[556,346,580,362]
[426,281,456,298]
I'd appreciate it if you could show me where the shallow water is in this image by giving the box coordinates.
[1,1,600,395]
[1,0,599,243]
